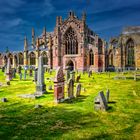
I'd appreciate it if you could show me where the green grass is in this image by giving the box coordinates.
[0,70,140,140]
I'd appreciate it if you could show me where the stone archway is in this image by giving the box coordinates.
[66,60,74,71]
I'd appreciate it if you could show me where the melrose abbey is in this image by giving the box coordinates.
[0,11,140,71]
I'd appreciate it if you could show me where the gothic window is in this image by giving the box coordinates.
[89,50,94,65]
[98,39,103,54]
[19,53,23,65]
[126,39,135,67]
[64,27,78,55]
[30,52,36,65]
[41,51,48,65]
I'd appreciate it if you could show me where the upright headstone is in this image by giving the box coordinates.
[17,66,22,74]
[67,78,74,98]
[76,75,80,83]
[2,67,5,72]
[54,66,65,103]
[35,56,46,96]
[24,70,26,80]
[70,71,75,82]
[6,58,12,81]
[94,91,108,111]
[75,83,81,97]
[29,69,33,77]
[19,72,22,80]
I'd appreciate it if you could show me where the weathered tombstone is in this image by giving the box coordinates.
[12,68,16,78]
[75,83,81,97]
[106,89,110,103]
[2,67,5,72]
[70,71,75,82]
[35,56,46,96]
[29,69,33,77]
[94,91,108,111]
[24,70,26,80]
[17,66,22,74]
[76,75,80,83]
[1,98,8,102]
[48,85,52,90]
[88,70,92,78]
[6,58,12,81]
[67,78,74,98]
[19,72,22,80]
[54,66,65,103]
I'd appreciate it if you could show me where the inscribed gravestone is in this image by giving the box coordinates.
[54,66,65,103]
[75,83,81,97]
[67,78,74,98]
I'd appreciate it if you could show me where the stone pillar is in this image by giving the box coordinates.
[35,56,46,96]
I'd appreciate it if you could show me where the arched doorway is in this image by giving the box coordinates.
[66,60,74,71]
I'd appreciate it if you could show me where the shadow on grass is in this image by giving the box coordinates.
[0,104,104,139]
[62,95,88,104]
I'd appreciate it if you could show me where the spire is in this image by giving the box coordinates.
[82,11,86,22]
[24,36,28,51]
[43,27,46,45]
[56,16,59,26]
[32,28,35,47]
[69,10,74,18]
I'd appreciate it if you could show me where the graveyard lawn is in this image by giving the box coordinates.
[0,71,140,140]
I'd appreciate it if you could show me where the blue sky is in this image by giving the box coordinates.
[0,0,140,52]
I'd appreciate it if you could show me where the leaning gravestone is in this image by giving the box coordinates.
[76,75,80,83]
[54,66,65,103]
[67,78,74,98]
[106,89,110,103]
[94,91,108,111]
[75,83,81,97]
[6,58,12,82]
[35,56,46,96]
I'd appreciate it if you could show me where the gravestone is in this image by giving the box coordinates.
[54,66,65,103]
[106,89,110,103]
[76,74,81,83]
[12,68,16,78]
[29,69,33,77]
[35,56,46,96]
[48,85,52,90]
[17,66,22,74]
[67,78,74,98]
[88,70,92,78]
[2,67,5,72]
[1,98,8,102]
[94,91,108,111]
[6,58,12,81]
[19,72,22,80]
[75,83,81,97]
[24,70,26,80]
[70,71,75,82]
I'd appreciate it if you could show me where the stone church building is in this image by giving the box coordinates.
[0,11,106,72]
[0,12,140,71]
[108,26,140,70]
